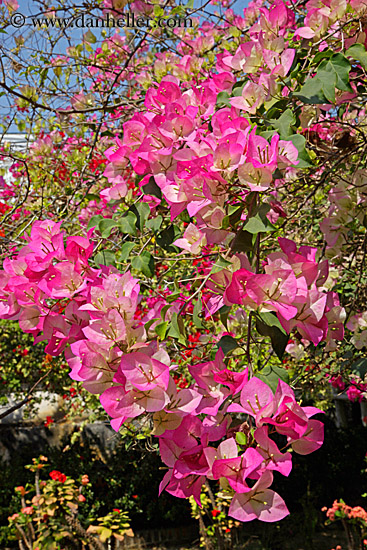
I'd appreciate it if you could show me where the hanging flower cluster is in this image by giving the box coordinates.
[0,219,328,522]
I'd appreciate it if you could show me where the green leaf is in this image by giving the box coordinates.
[84,30,97,43]
[269,108,296,139]
[153,5,164,16]
[87,214,103,230]
[85,193,100,201]
[222,205,243,230]
[257,312,286,332]
[231,230,255,253]
[346,43,367,70]
[166,291,181,303]
[294,77,328,104]
[99,218,118,238]
[351,357,367,379]
[316,68,336,103]
[136,202,150,231]
[255,312,289,360]
[260,129,277,140]
[216,91,231,107]
[167,313,186,345]
[243,204,276,234]
[160,304,171,320]
[313,50,333,65]
[210,255,232,275]
[236,432,248,445]
[318,53,352,92]
[155,321,169,339]
[296,53,352,105]
[287,134,312,167]
[179,210,191,224]
[146,215,163,232]
[144,318,158,333]
[141,176,162,198]
[118,212,137,236]
[17,120,26,132]
[256,365,289,393]
[219,305,231,329]
[100,528,112,543]
[263,98,289,118]
[131,251,154,277]
[94,250,116,267]
[229,204,243,223]
[193,297,203,328]
[120,242,135,261]
[156,225,178,251]
[232,79,247,91]
[217,335,239,355]
[230,26,241,38]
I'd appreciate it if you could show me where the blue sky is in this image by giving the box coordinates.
[0,0,246,132]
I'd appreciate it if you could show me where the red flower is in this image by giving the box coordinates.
[44,416,54,427]
[211,509,221,518]
[49,470,67,483]
[113,508,121,513]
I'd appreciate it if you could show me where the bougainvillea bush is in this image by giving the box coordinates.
[1,0,367,530]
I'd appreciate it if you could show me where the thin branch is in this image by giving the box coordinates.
[0,366,53,421]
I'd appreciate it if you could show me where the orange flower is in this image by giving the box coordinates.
[81,475,89,485]
[21,506,34,515]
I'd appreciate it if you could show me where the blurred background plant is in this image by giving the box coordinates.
[7,455,133,550]
[189,483,240,550]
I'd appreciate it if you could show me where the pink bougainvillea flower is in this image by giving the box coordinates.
[238,162,273,192]
[173,223,207,254]
[228,471,289,522]
[118,351,170,391]
[246,132,279,172]
[213,367,248,395]
[254,426,293,476]
[288,419,324,455]
[212,447,264,493]
[227,377,274,418]
[230,82,266,114]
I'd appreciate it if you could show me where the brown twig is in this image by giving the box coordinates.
[0,366,53,421]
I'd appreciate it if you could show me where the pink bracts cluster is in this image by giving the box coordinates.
[103,74,299,241]
[158,377,324,522]
[206,237,345,350]
[0,220,325,522]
